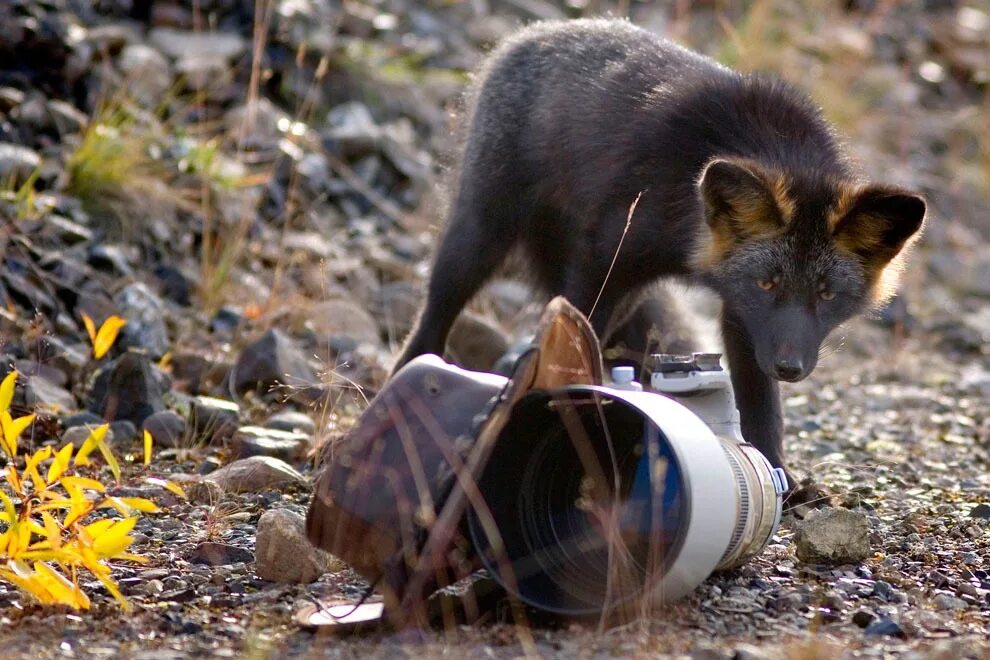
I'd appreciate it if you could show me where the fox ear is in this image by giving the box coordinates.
[698,158,791,240]
[832,185,926,266]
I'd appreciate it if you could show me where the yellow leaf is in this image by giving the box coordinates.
[81,312,97,346]
[81,518,116,541]
[117,497,160,513]
[100,497,133,517]
[1,411,35,458]
[114,552,148,564]
[0,370,17,415]
[143,429,153,467]
[145,477,187,500]
[46,442,74,485]
[0,566,57,605]
[0,489,16,521]
[34,562,90,609]
[59,475,107,493]
[75,424,109,467]
[95,571,129,611]
[96,435,121,485]
[41,512,62,550]
[157,352,172,370]
[7,464,22,495]
[24,446,53,488]
[92,315,127,360]
[63,499,94,528]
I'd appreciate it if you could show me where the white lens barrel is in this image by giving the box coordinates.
[472,385,786,612]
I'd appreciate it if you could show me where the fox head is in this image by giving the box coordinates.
[693,157,926,382]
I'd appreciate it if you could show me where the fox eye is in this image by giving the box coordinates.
[757,276,778,291]
[819,290,836,301]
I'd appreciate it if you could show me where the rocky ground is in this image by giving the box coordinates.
[0,0,988,658]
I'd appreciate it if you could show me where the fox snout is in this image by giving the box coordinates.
[770,352,810,382]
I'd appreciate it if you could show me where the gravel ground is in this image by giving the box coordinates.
[0,0,988,657]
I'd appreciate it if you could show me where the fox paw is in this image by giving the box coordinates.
[783,480,835,517]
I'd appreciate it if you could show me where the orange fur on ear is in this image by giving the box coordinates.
[693,158,794,269]
[831,185,927,305]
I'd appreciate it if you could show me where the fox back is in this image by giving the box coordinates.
[392,18,925,477]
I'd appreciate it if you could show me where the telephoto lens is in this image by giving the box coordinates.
[467,355,787,618]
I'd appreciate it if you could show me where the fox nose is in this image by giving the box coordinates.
[773,359,804,382]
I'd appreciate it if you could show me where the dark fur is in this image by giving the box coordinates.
[392,19,925,476]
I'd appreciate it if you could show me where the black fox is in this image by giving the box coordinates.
[392,18,926,477]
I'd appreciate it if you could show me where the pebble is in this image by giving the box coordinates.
[254,509,337,583]
[205,456,307,493]
[189,542,254,567]
[794,507,872,564]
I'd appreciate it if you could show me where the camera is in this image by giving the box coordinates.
[467,353,788,616]
[306,299,788,626]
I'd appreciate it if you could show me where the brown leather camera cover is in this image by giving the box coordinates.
[305,296,603,627]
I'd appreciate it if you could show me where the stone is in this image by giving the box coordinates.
[62,424,114,449]
[301,298,380,345]
[86,351,168,426]
[933,593,968,610]
[852,609,876,628]
[794,507,872,564]
[116,282,170,358]
[323,101,380,158]
[264,410,316,436]
[230,426,309,463]
[143,410,187,449]
[370,281,422,341]
[117,43,172,103]
[0,143,41,185]
[445,312,510,372]
[109,420,138,444]
[255,509,336,583]
[232,329,316,396]
[864,617,905,637]
[189,396,240,444]
[148,28,247,61]
[184,479,224,505]
[205,456,306,493]
[969,503,990,519]
[23,375,75,413]
[189,542,253,566]
[62,411,104,429]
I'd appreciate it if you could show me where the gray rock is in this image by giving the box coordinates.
[794,507,872,564]
[117,44,172,103]
[189,542,253,566]
[143,410,187,449]
[46,99,88,136]
[205,456,306,493]
[62,424,114,449]
[233,329,317,396]
[109,420,138,444]
[189,396,240,444]
[23,375,75,413]
[933,593,968,610]
[184,479,225,505]
[324,101,380,157]
[264,410,316,436]
[116,282,170,358]
[370,281,422,341]
[446,312,510,372]
[86,351,168,426]
[230,426,309,463]
[255,509,336,583]
[148,28,247,61]
[0,143,41,185]
[304,298,380,345]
